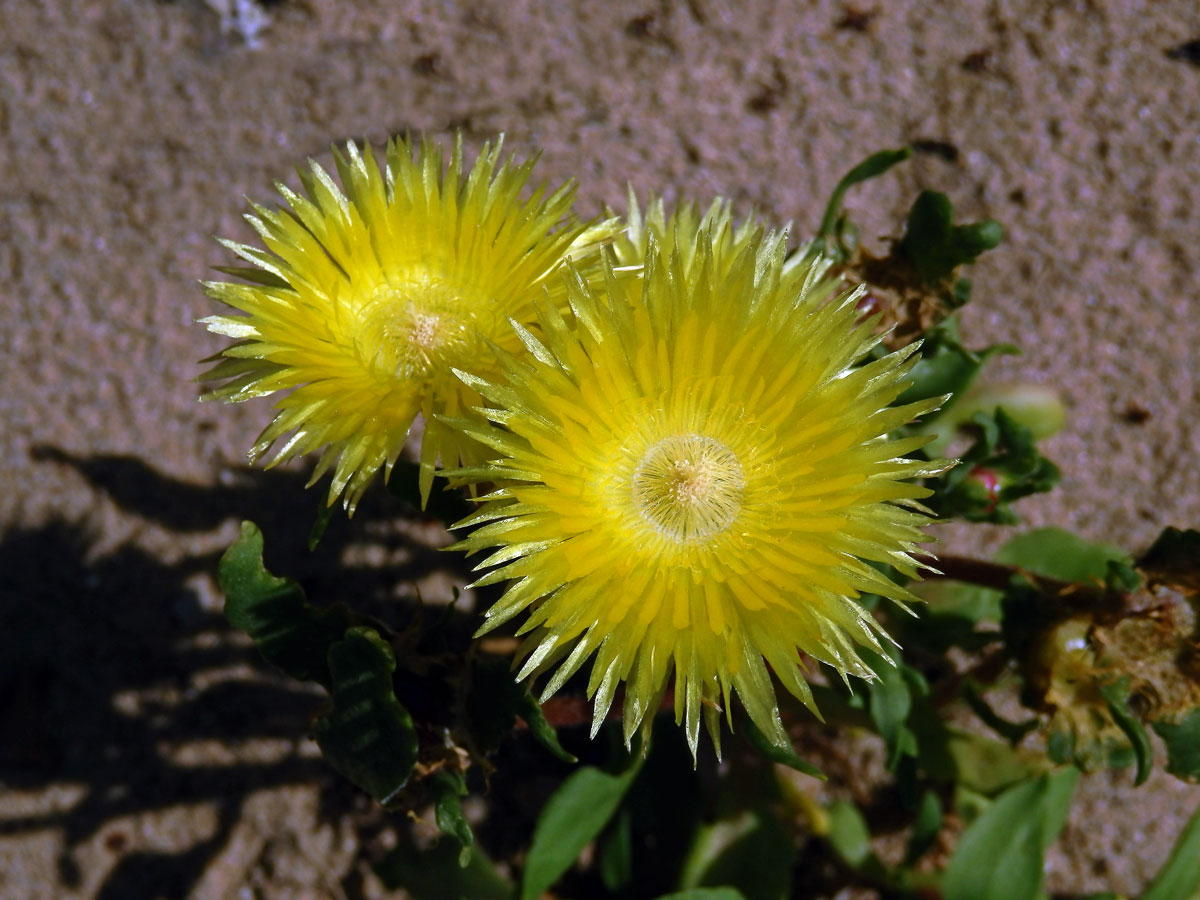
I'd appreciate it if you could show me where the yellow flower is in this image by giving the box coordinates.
[200,135,606,512]
[445,220,946,757]
[608,189,827,309]
[610,190,775,273]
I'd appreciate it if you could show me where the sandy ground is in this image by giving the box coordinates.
[2,1,1198,897]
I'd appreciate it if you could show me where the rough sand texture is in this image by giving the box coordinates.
[2,1,1198,898]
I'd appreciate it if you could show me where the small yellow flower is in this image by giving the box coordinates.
[200,135,605,511]
[445,218,946,756]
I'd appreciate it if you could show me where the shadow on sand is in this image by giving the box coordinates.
[1,448,470,899]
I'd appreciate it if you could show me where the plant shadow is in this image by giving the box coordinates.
[1,448,474,899]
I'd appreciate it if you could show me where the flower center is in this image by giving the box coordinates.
[356,275,486,379]
[632,433,745,542]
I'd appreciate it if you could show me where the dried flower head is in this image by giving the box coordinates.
[200,135,605,511]
[445,216,946,756]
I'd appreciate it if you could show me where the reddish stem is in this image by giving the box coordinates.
[917,553,1126,610]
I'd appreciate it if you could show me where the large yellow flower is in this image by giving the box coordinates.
[200,135,607,511]
[608,189,827,311]
[446,222,946,756]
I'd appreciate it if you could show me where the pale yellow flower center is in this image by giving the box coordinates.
[356,274,488,379]
[632,433,745,542]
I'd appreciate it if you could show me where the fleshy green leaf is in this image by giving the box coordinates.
[464,657,522,753]
[465,657,576,762]
[598,806,634,893]
[823,801,897,890]
[520,762,642,900]
[374,841,512,900]
[517,691,578,763]
[944,729,1050,795]
[219,521,352,687]
[742,718,825,779]
[901,579,1004,654]
[898,190,1004,285]
[1142,803,1200,900]
[926,409,1060,524]
[813,147,913,260]
[1152,710,1200,782]
[921,381,1065,458]
[307,498,337,551]
[433,769,474,865]
[896,318,1017,411]
[679,809,793,900]
[862,649,923,770]
[825,800,876,870]
[942,768,1079,900]
[905,790,943,865]
[314,627,419,806]
[1047,730,1076,766]
[998,527,1134,669]
[995,526,1133,582]
[1098,677,1153,786]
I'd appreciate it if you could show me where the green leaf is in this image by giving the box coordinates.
[825,800,876,870]
[1142,803,1200,900]
[1105,558,1143,593]
[926,409,1060,524]
[863,651,920,770]
[951,275,973,307]
[314,627,419,806]
[815,147,913,254]
[520,762,642,900]
[896,318,1018,410]
[465,657,576,762]
[1046,730,1076,766]
[942,768,1079,900]
[218,521,352,687]
[679,809,793,900]
[464,657,522,753]
[517,691,578,763]
[903,579,1005,655]
[995,527,1132,582]
[921,381,1066,458]
[432,769,474,865]
[1098,677,1153,786]
[944,729,1050,795]
[823,801,894,889]
[1152,710,1200,782]
[905,790,943,865]
[598,806,634,893]
[375,841,512,900]
[998,528,1135,679]
[898,190,1004,285]
[741,718,825,779]
[654,890,748,900]
[952,783,992,824]
[307,498,337,551]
